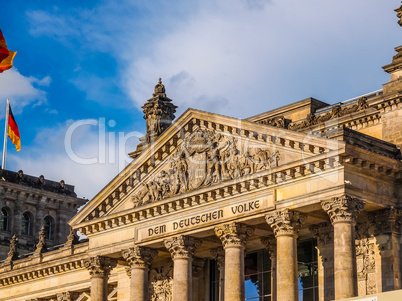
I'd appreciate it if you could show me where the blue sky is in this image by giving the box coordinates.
[0,0,400,198]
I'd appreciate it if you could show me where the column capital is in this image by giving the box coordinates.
[321,195,364,224]
[214,222,254,249]
[265,209,306,237]
[122,246,158,269]
[309,222,333,247]
[371,207,402,235]
[84,255,117,278]
[56,292,79,301]
[261,236,276,260]
[192,257,206,277]
[210,247,225,271]
[164,235,201,259]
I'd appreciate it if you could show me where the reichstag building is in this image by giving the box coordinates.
[1,4,402,301]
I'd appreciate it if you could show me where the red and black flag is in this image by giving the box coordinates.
[0,29,16,73]
[8,105,20,151]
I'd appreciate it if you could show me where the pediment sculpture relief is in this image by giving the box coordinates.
[132,127,280,208]
[289,97,369,130]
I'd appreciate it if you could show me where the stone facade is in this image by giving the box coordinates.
[0,169,86,260]
[1,5,402,301]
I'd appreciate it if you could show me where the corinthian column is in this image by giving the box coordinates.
[310,222,334,301]
[266,209,306,301]
[261,236,277,301]
[84,256,117,301]
[322,195,364,299]
[164,235,201,301]
[210,247,225,301]
[214,222,254,301]
[122,246,158,301]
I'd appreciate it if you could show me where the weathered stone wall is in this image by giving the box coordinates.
[382,107,402,149]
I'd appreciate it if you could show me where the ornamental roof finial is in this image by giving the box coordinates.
[153,77,166,97]
[396,2,402,27]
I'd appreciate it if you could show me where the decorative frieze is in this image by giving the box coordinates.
[214,222,254,248]
[289,97,369,130]
[256,116,286,128]
[321,195,364,224]
[164,235,201,259]
[83,256,117,277]
[0,258,86,287]
[131,126,281,208]
[122,246,157,269]
[265,209,306,237]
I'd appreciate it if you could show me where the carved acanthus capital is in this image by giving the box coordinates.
[56,292,79,301]
[214,222,254,249]
[261,236,276,260]
[6,235,19,261]
[265,209,306,237]
[122,246,158,269]
[371,207,402,235]
[309,222,333,246]
[192,257,206,277]
[84,256,117,278]
[210,247,225,270]
[164,235,201,259]
[321,195,364,224]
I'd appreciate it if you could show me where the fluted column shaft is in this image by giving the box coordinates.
[322,195,364,299]
[266,209,306,301]
[84,256,117,301]
[215,222,254,301]
[164,235,201,301]
[122,246,158,301]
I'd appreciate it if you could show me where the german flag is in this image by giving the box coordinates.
[8,105,20,151]
[0,29,16,73]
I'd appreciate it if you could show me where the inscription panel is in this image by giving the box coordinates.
[136,192,274,242]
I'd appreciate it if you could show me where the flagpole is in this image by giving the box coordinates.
[2,99,9,169]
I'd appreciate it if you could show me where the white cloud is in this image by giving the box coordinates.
[123,0,400,118]
[9,119,144,199]
[0,68,50,115]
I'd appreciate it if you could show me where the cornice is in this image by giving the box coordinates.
[0,243,89,287]
[71,109,342,227]
[74,151,345,236]
[0,181,85,206]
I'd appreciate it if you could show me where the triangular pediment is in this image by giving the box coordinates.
[70,109,344,229]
